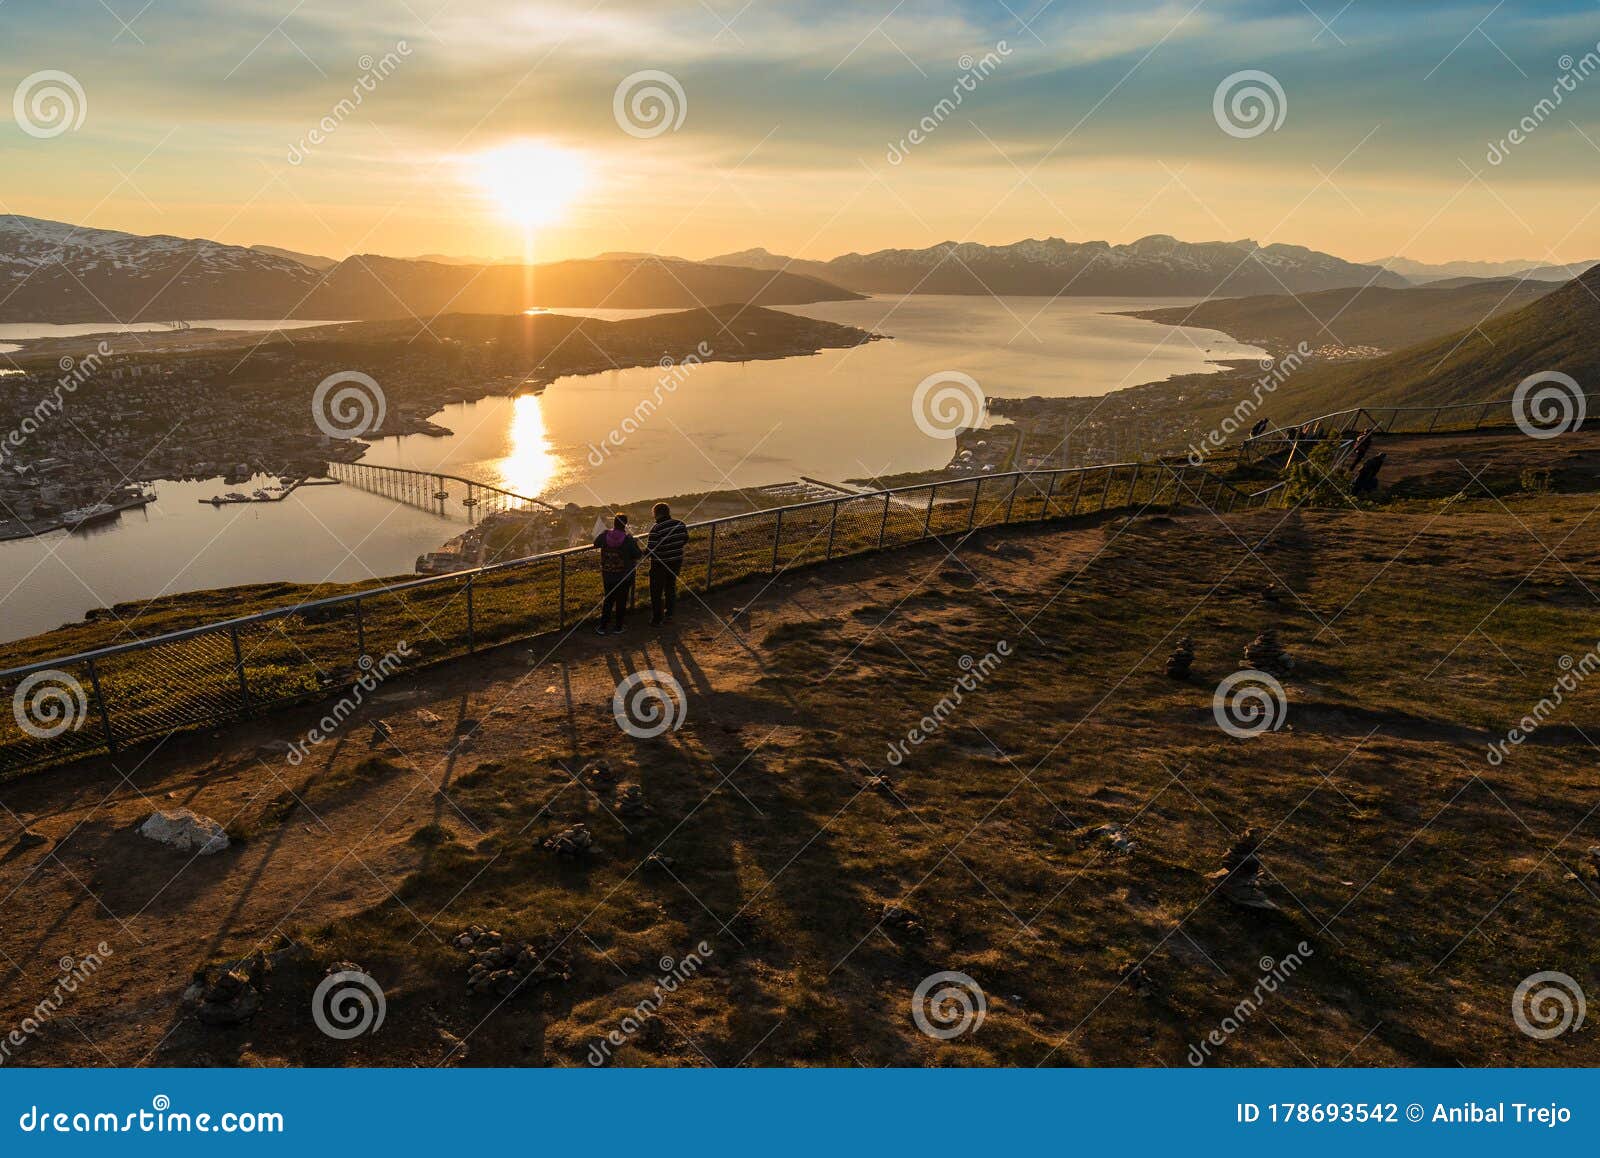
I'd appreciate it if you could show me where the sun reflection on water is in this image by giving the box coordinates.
[497,393,559,499]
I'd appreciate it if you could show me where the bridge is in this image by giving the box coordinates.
[328,461,560,516]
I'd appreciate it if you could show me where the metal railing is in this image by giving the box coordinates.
[1238,391,1596,463]
[0,460,1264,776]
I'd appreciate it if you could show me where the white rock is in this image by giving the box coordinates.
[139,809,230,855]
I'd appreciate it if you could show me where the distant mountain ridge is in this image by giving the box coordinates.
[707,235,1409,297]
[0,216,861,322]
[1372,255,1598,283]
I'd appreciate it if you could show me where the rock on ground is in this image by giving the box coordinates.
[139,809,230,855]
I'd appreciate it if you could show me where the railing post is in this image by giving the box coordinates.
[85,657,117,756]
[229,624,251,711]
[1473,403,1491,430]
[922,485,938,538]
[1068,470,1086,517]
[706,522,718,588]
[1426,407,1441,433]
[558,554,567,629]
[1043,470,1060,516]
[825,500,839,561]
[770,508,783,573]
[354,596,366,662]
[877,491,891,548]
[465,573,476,652]
[1127,464,1141,509]
[1097,466,1113,512]
[1003,473,1022,523]
[967,480,982,531]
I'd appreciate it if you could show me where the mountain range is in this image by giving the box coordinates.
[705,236,1411,297]
[0,216,859,323]
[1370,255,1598,284]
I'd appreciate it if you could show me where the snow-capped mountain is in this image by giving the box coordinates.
[0,215,322,321]
[708,235,1410,296]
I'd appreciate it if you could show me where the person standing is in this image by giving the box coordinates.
[593,513,641,635]
[647,502,689,625]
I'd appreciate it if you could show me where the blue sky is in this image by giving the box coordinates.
[3,0,1599,263]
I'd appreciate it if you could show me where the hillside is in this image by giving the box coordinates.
[1260,266,1600,417]
[3,450,1598,1066]
[1124,279,1559,355]
[0,216,861,322]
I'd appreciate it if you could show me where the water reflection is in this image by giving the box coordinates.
[500,393,561,497]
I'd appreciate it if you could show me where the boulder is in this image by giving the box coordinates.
[139,809,229,855]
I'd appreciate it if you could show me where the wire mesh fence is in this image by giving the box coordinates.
[1239,392,1595,463]
[0,461,1268,776]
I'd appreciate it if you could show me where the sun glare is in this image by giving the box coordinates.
[471,141,588,229]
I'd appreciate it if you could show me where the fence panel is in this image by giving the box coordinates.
[830,494,891,561]
[0,658,114,773]
[359,577,470,668]
[1006,472,1056,524]
[775,502,835,572]
[708,511,779,589]
[475,557,560,648]
[881,486,933,548]
[97,628,248,744]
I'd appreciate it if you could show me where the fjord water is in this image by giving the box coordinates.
[0,297,1259,644]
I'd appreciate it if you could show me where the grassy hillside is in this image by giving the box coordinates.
[1125,279,1557,355]
[1228,268,1600,421]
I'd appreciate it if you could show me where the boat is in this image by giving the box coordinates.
[61,503,119,531]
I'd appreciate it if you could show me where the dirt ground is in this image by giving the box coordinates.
[2,429,1599,1067]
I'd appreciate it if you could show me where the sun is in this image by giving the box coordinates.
[471,141,589,229]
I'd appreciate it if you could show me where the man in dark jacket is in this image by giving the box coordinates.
[646,502,689,625]
[593,513,642,634]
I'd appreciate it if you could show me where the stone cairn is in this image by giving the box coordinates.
[455,927,573,997]
[1165,637,1195,680]
[183,949,272,1026]
[880,902,927,942]
[1205,826,1278,910]
[582,759,617,789]
[615,784,652,818]
[544,822,594,858]
[1243,629,1293,676]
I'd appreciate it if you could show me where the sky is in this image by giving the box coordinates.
[3,0,1600,265]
